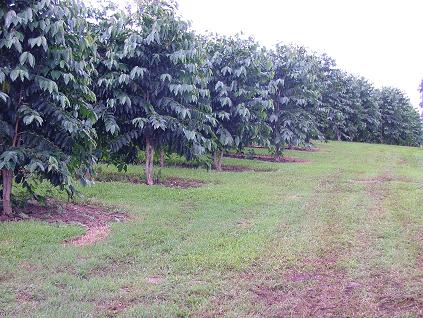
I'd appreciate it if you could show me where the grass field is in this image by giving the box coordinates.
[1,141,423,317]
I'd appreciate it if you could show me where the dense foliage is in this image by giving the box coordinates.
[0,0,97,214]
[93,1,213,184]
[378,87,423,146]
[420,79,423,109]
[268,45,323,159]
[1,0,422,213]
[204,34,272,169]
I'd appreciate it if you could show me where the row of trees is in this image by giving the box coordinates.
[1,0,422,214]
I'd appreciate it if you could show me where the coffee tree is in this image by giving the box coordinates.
[204,34,273,170]
[267,44,323,159]
[94,1,213,184]
[420,79,423,109]
[378,87,423,146]
[0,0,97,215]
[351,77,381,143]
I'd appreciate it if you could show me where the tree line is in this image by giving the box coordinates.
[1,0,422,214]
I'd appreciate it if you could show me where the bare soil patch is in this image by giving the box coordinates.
[173,164,275,173]
[250,254,357,317]
[147,276,164,284]
[247,145,319,152]
[70,225,110,246]
[353,175,414,184]
[0,200,126,227]
[200,171,423,317]
[247,257,423,317]
[97,299,132,316]
[162,176,204,188]
[0,200,128,246]
[96,172,204,189]
[224,153,310,163]
[285,145,320,152]
[397,159,408,165]
[220,165,274,172]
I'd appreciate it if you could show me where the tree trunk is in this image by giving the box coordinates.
[159,149,165,168]
[145,137,154,185]
[274,144,282,162]
[336,131,342,141]
[2,169,13,216]
[213,150,223,171]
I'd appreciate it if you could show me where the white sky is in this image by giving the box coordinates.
[178,0,423,109]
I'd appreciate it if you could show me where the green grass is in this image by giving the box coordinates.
[1,141,423,317]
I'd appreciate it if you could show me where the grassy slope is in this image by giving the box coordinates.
[0,141,422,317]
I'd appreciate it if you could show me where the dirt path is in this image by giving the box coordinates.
[198,169,423,317]
[1,201,128,246]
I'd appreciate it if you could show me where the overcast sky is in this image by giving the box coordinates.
[178,0,423,109]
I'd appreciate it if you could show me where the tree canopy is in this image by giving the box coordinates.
[93,1,213,184]
[204,34,272,169]
[0,0,97,214]
[1,0,422,214]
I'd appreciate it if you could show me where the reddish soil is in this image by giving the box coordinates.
[354,175,414,184]
[98,299,132,316]
[16,290,35,302]
[147,276,163,284]
[247,255,423,317]
[70,225,110,246]
[96,172,204,189]
[224,153,310,163]
[220,165,275,172]
[251,254,355,317]
[247,174,422,316]
[248,145,319,152]
[173,164,275,173]
[285,145,320,152]
[162,177,204,188]
[0,200,128,246]
[250,174,423,317]
[199,172,423,317]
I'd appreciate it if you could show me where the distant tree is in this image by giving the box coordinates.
[351,77,381,143]
[319,69,381,144]
[420,79,423,109]
[318,68,350,141]
[204,34,273,170]
[378,87,423,146]
[0,0,97,215]
[268,44,323,159]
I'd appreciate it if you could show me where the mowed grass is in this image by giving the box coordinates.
[1,141,423,317]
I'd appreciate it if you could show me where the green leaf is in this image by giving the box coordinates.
[0,151,19,170]
[63,73,74,85]
[10,69,19,81]
[19,52,35,68]
[27,160,45,173]
[132,117,146,129]
[36,76,58,94]
[129,66,146,80]
[19,105,44,126]
[5,10,18,29]
[118,74,130,84]
[160,73,172,82]
[0,92,9,103]
[47,156,59,172]
[28,36,48,51]
[118,94,131,107]
[10,67,29,82]
[183,129,196,141]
